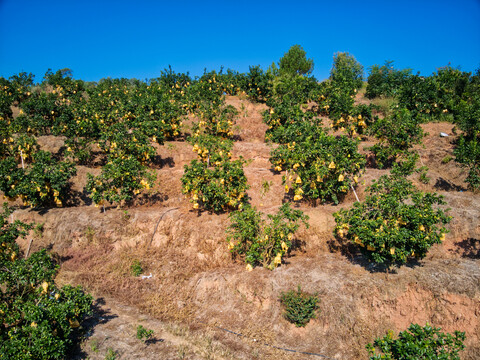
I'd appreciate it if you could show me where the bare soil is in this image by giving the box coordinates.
[7,95,480,359]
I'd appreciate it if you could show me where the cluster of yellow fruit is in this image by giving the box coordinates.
[2,136,14,144]
[192,143,209,160]
[1,242,18,262]
[333,114,366,136]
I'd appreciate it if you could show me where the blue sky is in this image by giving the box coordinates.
[1,0,479,83]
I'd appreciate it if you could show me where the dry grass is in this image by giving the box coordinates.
[369,96,398,117]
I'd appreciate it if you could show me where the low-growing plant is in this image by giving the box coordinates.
[390,152,419,177]
[367,323,466,360]
[131,259,143,277]
[417,166,431,184]
[104,348,117,360]
[454,135,480,191]
[441,155,453,164]
[136,325,154,343]
[227,203,309,270]
[33,222,45,238]
[85,226,95,243]
[89,339,99,352]
[260,180,272,197]
[279,286,319,327]
[333,175,451,266]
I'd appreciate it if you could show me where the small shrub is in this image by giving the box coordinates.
[367,323,466,360]
[90,339,99,352]
[390,152,419,177]
[279,286,319,327]
[441,155,453,164]
[131,259,143,277]
[260,180,272,197]
[136,325,154,343]
[104,348,117,360]
[417,166,431,184]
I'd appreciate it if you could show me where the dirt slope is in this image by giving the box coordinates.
[8,96,480,359]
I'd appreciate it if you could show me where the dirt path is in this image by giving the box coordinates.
[71,295,229,360]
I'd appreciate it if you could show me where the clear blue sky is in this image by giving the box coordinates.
[1,0,479,83]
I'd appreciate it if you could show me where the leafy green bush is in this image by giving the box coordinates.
[454,135,480,191]
[226,203,309,270]
[0,151,76,207]
[181,158,249,212]
[136,325,154,343]
[242,65,273,102]
[333,175,451,266]
[0,204,93,359]
[368,108,424,170]
[367,323,466,360]
[270,122,365,204]
[192,102,237,139]
[279,286,319,327]
[131,260,143,277]
[453,93,480,191]
[262,99,316,143]
[85,155,156,208]
[366,61,412,99]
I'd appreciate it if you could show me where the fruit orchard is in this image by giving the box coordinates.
[1,45,478,358]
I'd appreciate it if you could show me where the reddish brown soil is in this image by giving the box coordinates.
[7,95,480,359]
